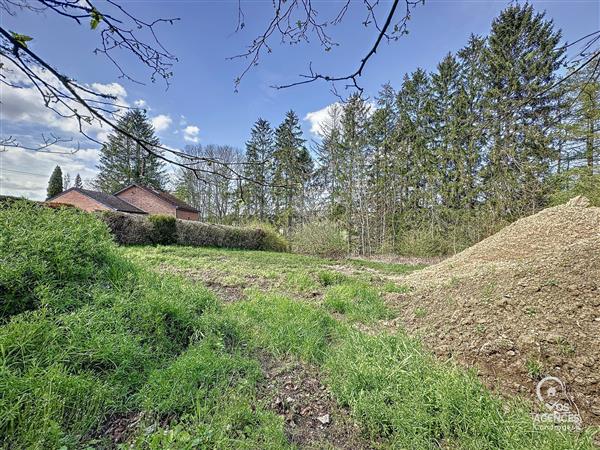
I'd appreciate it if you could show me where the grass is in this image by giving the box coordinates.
[323,281,392,323]
[1,204,597,448]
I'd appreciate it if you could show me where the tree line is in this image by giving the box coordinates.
[87,3,598,256]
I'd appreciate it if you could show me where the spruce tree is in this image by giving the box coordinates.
[272,110,310,230]
[47,165,63,199]
[95,109,166,193]
[482,3,564,217]
[74,174,83,189]
[244,118,274,220]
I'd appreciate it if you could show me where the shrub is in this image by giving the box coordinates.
[291,220,346,258]
[247,221,289,252]
[0,201,126,318]
[549,169,600,207]
[101,212,154,245]
[148,214,177,245]
[102,212,287,251]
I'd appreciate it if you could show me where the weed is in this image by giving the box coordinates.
[414,307,427,318]
[526,358,544,380]
[383,282,411,294]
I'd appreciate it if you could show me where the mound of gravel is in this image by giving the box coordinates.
[388,198,600,426]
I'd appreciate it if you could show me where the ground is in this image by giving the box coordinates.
[120,244,598,448]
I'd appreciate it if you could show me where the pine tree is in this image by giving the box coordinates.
[482,4,564,218]
[340,94,371,254]
[244,118,274,220]
[95,109,166,193]
[272,110,311,231]
[47,165,63,199]
[74,174,83,189]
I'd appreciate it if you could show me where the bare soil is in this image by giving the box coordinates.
[385,199,600,426]
[257,353,371,449]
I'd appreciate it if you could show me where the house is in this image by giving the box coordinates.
[47,188,147,214]
[46,184,199,220]
[114,184,199,221]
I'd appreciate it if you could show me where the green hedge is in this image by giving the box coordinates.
[101,212,287,252]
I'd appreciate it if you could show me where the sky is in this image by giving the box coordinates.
[1,0,598,200]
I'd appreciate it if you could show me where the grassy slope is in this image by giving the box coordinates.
[1,203,596,450]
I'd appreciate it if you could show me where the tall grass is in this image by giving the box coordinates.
[0,203,284,448]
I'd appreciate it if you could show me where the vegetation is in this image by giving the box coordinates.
[169,3,598,257]
[1,203,597,448]
[291,220,347,258]
[101,211,287,251]
[95,109,167,193]
[46,165,63,199]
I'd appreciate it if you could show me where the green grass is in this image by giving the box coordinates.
[229,295,597,449]
[323,281,392,323]
[1,205,597,449]
[346,258,425,274]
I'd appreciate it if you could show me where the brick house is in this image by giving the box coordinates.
[47,188,147,214]
[114,184,199,220]
[47,184,199,220]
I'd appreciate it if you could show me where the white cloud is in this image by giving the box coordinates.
[0,146,100,200]
[151,114,172,132]
[304,101,375,137]
[304,103,342,137]
[183,125,200,143]
[90,82,128,103]
[134,99,147,108]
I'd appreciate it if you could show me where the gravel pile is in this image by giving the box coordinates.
[389,197,600,426]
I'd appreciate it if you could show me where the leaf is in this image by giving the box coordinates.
[10,31,33,48]
[90,9,103,30]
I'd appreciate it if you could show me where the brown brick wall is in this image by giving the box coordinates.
[115,186,176,216]
[176,209,199,221]
[47,190,110,212]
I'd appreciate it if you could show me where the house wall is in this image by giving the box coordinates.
[176,209,199,221]
[115,186,176,216]
[47,190,110,212]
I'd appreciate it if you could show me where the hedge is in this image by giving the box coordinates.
[101,212,288,252]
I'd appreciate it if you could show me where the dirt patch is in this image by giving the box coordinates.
[157,265,252,302]
[385,200,600,427]
[257,354,371,449]
[91,411,144,447]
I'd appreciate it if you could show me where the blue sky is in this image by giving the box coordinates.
[1,0,598,199]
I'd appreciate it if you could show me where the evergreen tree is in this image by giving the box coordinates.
[47,165,63,199]
[272,110,311,231]
[74,174,83,189]
[340,94,371,253]
[95,109,166,193]
[244,118,274,220]
[482,3,564,218]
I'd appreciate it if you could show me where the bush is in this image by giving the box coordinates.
[148,214,177,245]
[291,220,347,258]
[101,212,154,245]
[549,169,600,207]
[0,201,127,318]
[102,212,288,252]
[247,221,289,252]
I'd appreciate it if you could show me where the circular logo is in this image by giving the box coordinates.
[536,376,569,411]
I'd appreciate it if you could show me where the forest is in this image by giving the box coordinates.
[86,4,599,256]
